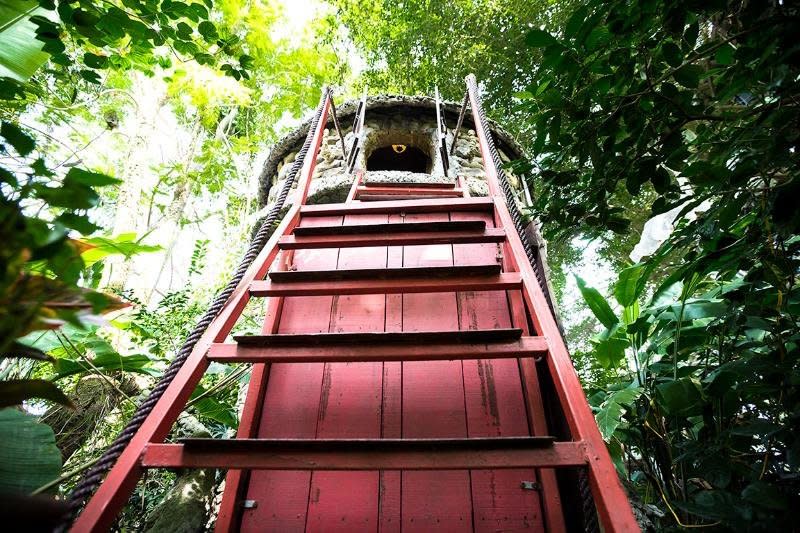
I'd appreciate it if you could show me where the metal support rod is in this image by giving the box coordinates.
[450,90,469,155]
[434,86,449,177]
[346,88,368,174]
[330,98,347,159]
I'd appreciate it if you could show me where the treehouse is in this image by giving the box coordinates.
[66,78,639,532]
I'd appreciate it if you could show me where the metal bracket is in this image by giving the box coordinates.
[520,481,541,491]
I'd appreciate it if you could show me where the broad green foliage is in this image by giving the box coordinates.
[339,0,799,527]
[330,0,571,112]
[0,408,62,493]
[0,0,51,81]
[0,0,344,517]
[520,1,800,529]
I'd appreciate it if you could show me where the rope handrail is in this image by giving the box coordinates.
[57,87,334,532]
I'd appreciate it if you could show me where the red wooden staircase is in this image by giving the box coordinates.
[67,79,639,532]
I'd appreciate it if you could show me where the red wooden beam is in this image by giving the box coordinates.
[267,263,500,282]
[292,219,485,236]
[363,180,456,189]
[142,439,587,471]
[208,335,548,363]
[70,92,333,533]
[356,185,464,197]
[250,272,520,297]
[215,263,288,531]
[278,228,505,250]
[466,74,640,532]
[300,196,493,216]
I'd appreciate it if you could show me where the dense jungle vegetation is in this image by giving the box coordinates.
[0,0,797,530]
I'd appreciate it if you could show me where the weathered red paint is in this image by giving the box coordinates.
[277,227,506,249]
[71,79,640,533]
[207,335,548,363]
[69,91,332,533]
[466,75,640,532]
[141,440,585,470]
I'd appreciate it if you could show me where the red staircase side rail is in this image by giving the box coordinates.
[69,80,640,533]
[68,93,332,533]
[466,75,639,532]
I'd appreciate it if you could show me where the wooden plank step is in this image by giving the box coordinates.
[279,227,505,250]
[251,271,518,296]
[356,186,463,197]
[299,196,493,216]
[268,264,500,283]
[234,328,523,346]
[208,335,548,363]
[358,194,460,201]
[363,180,456,189]
[293,219,485,236]
[142,438,588,471]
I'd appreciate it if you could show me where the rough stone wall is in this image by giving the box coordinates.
[258,97,559,325]
[266,108,524,205]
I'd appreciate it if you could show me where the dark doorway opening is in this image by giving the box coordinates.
[366,145,432,173]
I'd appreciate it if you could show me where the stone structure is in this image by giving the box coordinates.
[258,95,528,206]
[256,95,559,315]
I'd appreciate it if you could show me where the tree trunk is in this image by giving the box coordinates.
[144,415,216,533]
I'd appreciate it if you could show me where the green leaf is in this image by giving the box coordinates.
[595,387,642,440]
[673,64,703,88]
[79,69,101,84]
[526,29,557,48]
[741,481,788,510]
[197,20,217,41]
[593,333,629,368]
[614,264,646,307]
[83,52,108,69]
[190,386,237,427]
[54,212,100,234]
[0,409,62,493]
[564,6,587,39]
[1,120,34,155]
[606,215,631,234]
[0,0,51,81]
[576,276,619,329]
[34,182,98,209]
[0,379,73,408]
[655,378,703,416]
[670,300,727,320]
[591,75,612,96]
[715,43,735,65]
[64,167,120,187]
[661,41,683,67]
[80,233,161,267]
[585,25,610,52]
[176,21,193,38]
[51,353,154,380]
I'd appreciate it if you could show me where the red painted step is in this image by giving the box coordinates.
[208,334,547,363]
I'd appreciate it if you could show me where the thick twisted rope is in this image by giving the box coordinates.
[465,76,554,316]
[466,76,599,532]
[57,87,332,531]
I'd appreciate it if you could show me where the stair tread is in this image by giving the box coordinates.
[142,439,588,470]
[362,180,456,189]
[233,328,523,346]
[299,196,493,216]
[358,194,462,201]
[177,436,556,451]
[279,227,505,249]
[208,335,547,363]
[251,272,520,296]
[293,219,485,236]
[268,264,501,283]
